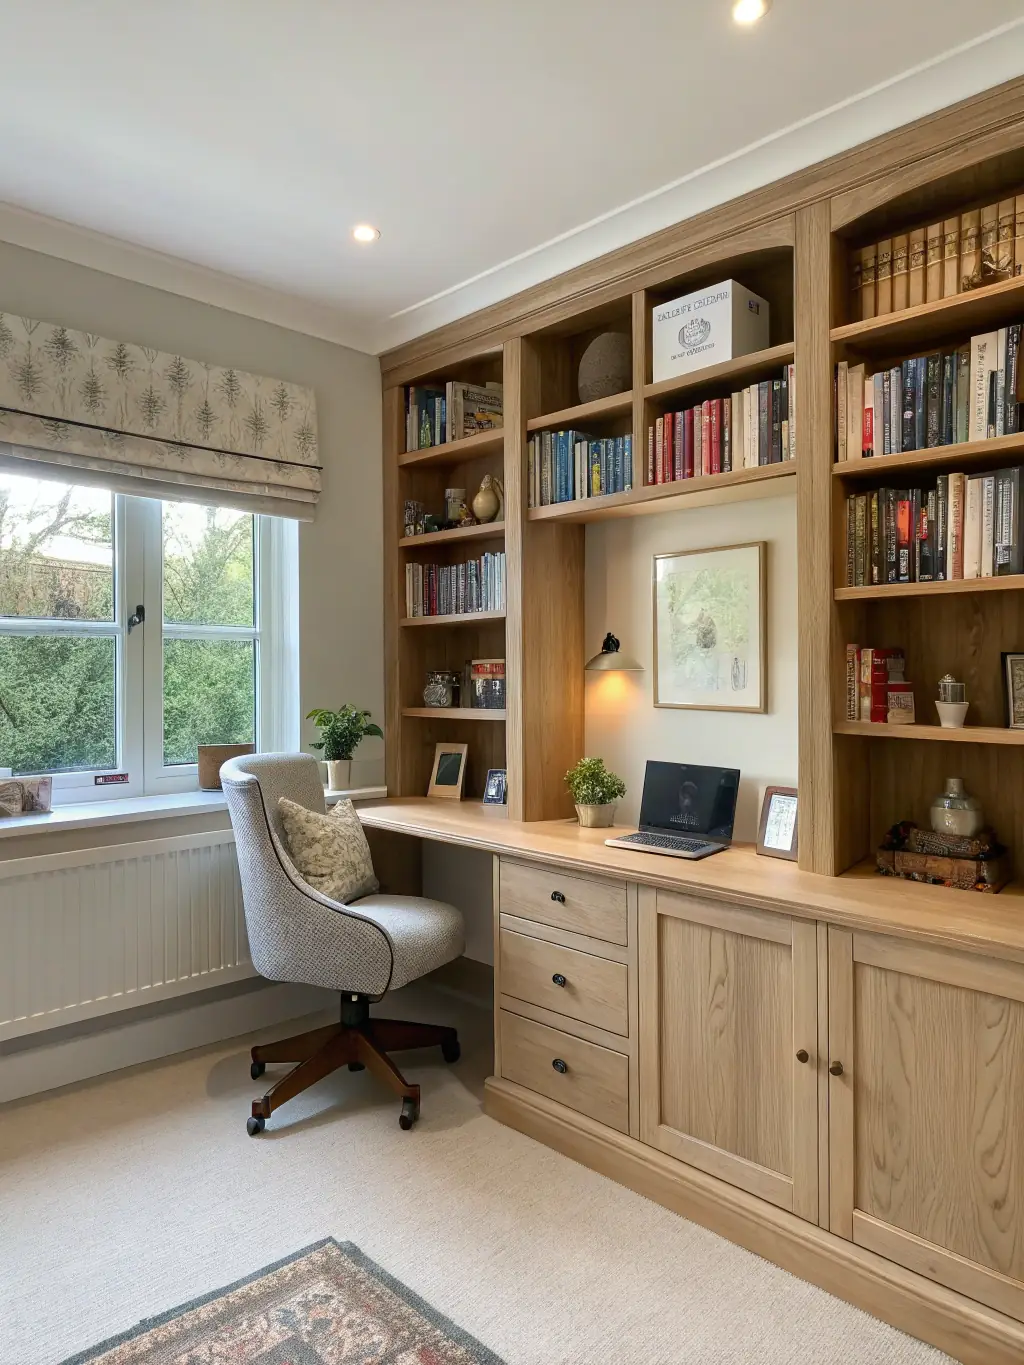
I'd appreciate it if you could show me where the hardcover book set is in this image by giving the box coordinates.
[404,552,506,618]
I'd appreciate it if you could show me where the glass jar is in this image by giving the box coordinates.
[929,777,983,838]
[423,670,459,708]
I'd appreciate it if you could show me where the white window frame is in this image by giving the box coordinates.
[0,481,297,805]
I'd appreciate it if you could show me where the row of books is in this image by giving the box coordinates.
[404,381,503,452]
[836,327,1022,460]
[646,365,795,484]
[850,197,1024,323]
[844,647,913,723]
[843,469,1023,586]
[404,552,506,618]
[527,432,633,507]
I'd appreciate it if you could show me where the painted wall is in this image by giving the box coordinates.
[585,493,799,838]
[0,240,384,788]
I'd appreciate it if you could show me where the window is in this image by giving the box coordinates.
[0,473,297,801]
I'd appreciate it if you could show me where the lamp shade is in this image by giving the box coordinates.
[585,632,643,672]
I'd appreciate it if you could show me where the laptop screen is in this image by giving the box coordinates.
[638,761,740,841]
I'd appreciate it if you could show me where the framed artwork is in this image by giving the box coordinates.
[653,541,766,712]
[482,768,507,805]
[757,786,798,860]
[427,742,468,800]
[1003,652,1024,729]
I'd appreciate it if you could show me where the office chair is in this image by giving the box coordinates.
[221,753,465,1133]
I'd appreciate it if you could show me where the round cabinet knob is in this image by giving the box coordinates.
[796,1049,810,1064]
[551,891,566,904]
[552,973,567,988]
[829,1060,844,1077]
[552,1058,568,1074]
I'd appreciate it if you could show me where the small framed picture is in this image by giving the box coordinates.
[757,786,798,861]
[483,768,507,805]
[1003,653,1024,728]
[427,742,468,800]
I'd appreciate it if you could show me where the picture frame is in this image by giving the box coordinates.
[653,541,766,713]
[757,786,798,861]
[427,742,468,800]
[482,768,507,805]
[1003,652,1024,729]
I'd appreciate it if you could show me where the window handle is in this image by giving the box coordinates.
[127,604,146,633]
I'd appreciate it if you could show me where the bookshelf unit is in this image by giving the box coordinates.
[381,78,1024,873]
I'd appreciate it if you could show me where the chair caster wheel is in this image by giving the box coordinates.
[399,1098,419,1130]
[348,1061,365,1071]
[247,1115,265,1136]
[250,1060,266,1080]
[441,1035,461,1063]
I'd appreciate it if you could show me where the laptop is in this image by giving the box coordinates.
[605,760,740,860]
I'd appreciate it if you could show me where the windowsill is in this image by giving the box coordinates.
[0,785,388,840]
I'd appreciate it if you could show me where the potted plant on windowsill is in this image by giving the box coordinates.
[565,757,626,828]
[307,705,383,791]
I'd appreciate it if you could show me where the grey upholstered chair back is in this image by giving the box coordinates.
[221,752,395,996]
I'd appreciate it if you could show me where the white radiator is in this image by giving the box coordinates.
[0,830,254,1042]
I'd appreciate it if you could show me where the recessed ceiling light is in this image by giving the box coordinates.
[352,224,380,243]
[732,0,770,23]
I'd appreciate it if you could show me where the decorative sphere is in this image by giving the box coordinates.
[577,332,631,403]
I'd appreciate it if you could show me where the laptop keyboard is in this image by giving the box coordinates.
[615,831,721,855]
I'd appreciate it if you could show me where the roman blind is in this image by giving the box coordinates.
[0,313,320,518]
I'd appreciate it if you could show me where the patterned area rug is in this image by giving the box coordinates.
[60,1238,504,1365]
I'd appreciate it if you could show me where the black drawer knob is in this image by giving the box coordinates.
[829,1060,844,1077]
[552,973,567,987]
[796,1049,809,1064]
[552,1058,568,1074]
[551,891,566,904]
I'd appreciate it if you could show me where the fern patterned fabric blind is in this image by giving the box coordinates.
[0,314,320,517]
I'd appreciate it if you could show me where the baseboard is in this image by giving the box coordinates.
[484,1077,1024,1365]
[0,981,336,1104]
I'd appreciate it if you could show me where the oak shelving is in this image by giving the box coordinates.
[526,390,632,432]
[399,522,505,548]
[527,461,794,524]
[831,273,1024,353]
[642,341,794,406]
[833,432,1024,482]
[402,707,507,721]
[398,427,504,468]
[835,575,1024,601]
[399,610,506,628]
[835,720,1024,746]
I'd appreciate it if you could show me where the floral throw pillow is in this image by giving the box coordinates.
[277,797,380,904]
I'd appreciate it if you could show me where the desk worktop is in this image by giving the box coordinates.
[358,797,1024,964]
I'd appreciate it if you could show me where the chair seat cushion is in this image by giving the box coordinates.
[277,797,379,904]
[348,894,465,991]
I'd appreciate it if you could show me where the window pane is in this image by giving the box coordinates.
[163,638,254,766]
[162,503,254,627]
[0,634,116,773]
[0,474,113,621]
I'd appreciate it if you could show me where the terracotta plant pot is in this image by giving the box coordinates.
[575,802,616,828]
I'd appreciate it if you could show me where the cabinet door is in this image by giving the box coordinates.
[829,927,1024,1322]
[639,889,819,1218]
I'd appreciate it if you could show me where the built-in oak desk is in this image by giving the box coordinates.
[358,797,1024,1365]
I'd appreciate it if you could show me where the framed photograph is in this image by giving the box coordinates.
[757,786,798,861]
[653,542,766,712]
[427,742,468,800]
[482,768,507,805]
[1003,652,1024,729]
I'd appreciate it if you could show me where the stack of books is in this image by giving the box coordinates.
[467,658,506,710]
[527,432,632,507]
[404,381,503,452]
[843,469,1022,585]
[404,552,506,617]
[844,647,913,723]
[850,197,1024,322]
[836,328,1021,460]
[646,365,795,483]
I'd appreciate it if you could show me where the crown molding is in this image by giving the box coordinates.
[0,200,376,355]
[371,18,1024,354]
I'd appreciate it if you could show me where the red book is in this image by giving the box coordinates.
[655,416,664,484]
[664,412,673,483]
[647,424,655,485]
[701,401,711,476]
[683,408,694,479]
[673,411,683,481]
[863,404,873,460]
[710,400,721,474]
[723,396,732,472]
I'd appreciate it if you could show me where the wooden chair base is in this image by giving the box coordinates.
[247,1009,460,1134]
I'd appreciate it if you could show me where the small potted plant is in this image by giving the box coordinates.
[565,756,626,828]
[307,705,383,790]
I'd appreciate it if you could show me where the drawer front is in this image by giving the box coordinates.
[499,858,627,945]
[499,1010,629,1133]
[500,929,628,1036]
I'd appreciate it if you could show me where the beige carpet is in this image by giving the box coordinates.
[1,980,951,1365]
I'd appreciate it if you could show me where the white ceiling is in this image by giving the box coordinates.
[1,1,1024,355]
